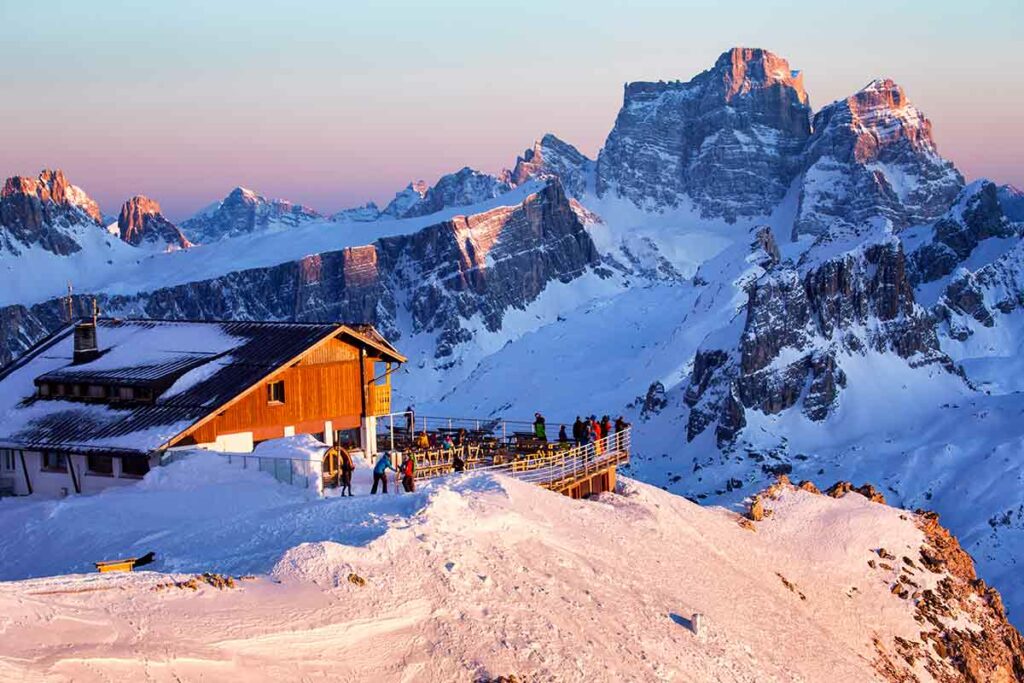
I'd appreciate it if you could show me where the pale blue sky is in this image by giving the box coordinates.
[1,0,1020,219]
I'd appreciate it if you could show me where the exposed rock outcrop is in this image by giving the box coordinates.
[597,47,811,220]
[825,481,887,504]
[685,231,951,443]
[908,181,1016,285]
[0,169,104,256]
[117,195,192,250]
[376,180,598,358]
[899,510,1024,682]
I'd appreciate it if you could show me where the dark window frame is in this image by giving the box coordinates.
[267,380,286,405]
[120,456,150,478]
[1,449,16,471]
[41,450,67,472]
[86,454,114,476]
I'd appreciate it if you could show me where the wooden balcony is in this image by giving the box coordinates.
[366,383,391,417]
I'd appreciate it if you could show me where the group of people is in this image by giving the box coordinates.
[533,412,629,448]
[369,450,417,495]
[570,414,629,447]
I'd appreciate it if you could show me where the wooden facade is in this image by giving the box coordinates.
[171,336,400,449]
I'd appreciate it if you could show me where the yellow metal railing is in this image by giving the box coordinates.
[412,428,631,492]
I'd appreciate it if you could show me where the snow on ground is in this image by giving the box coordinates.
[0,453,420,580]
[0,452,943,682]
[628,348,1024,626]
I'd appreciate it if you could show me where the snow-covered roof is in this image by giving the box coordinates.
[0,318,402,455]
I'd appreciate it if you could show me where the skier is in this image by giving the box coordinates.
[533,412,547,441]
[371,451,396,494]
[339,447,355,497]
[400,452,416,493]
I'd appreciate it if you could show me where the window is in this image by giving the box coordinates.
[70,384,83,397]
[87,385,106,399]
[1,449,16,471]
[136,388,154,402]
[267,380,285,404]
[87,454,113,476]
[37,383,50,397]
[54,383,66,397]
[335,428,361,448]
[41,451,67,471]
[120,456,150,478]
[117,386,135,401]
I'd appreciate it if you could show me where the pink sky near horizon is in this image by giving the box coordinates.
[1,1,1020,221]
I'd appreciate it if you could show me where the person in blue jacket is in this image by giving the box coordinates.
[371,451,396,494]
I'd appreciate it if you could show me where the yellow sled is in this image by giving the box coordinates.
[94,551,155,573]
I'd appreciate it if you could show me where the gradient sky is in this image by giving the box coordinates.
[1,0,1021,221]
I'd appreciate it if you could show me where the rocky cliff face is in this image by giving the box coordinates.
[180,187,321,243]
[0,169,104,256]
[0,180,598,366]
[510,134,594,198]
[685,226,951,445]
[597,47,812,220]
[907,181,1017,285]
[383,168,511,219]
[795,79,963,240]
[378,180,598,359]
[117,195,192,250]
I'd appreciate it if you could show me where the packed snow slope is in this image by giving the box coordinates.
[0,455,1020,682]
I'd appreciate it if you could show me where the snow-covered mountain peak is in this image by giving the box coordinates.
[509,133,594,198]
[794,79,963,241]
[180,186,322,243]
[0,168,108,256]
[382,167,511,220]
[2,169,103,226]
[596,48,811,219]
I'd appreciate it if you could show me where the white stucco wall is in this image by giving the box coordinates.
[4,451,156,498]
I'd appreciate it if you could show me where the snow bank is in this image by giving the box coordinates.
[252,433,328,461]
[0,469,1005,681]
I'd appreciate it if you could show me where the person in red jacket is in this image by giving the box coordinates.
[401,453,416,493]
[591,416,604,455]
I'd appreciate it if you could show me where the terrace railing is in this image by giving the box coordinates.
[413,427,631,494]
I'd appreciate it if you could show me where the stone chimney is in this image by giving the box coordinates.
[72,319,99,365]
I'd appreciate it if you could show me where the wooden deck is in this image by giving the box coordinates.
[411,428,630,499]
